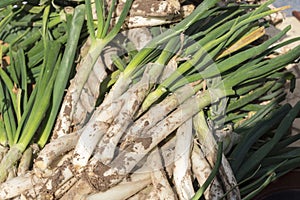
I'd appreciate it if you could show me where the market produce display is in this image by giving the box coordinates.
[0,0,300,199]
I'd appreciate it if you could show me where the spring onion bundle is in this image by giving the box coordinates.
[1,0,300,199]
[0,2,86,182]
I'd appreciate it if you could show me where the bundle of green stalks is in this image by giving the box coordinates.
[1,0,300,199]
[0,0,86,183]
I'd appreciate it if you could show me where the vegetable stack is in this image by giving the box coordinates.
[0,0,300,199]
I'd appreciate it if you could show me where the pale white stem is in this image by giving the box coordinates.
[86,172,151,200]
[173,118,195,200]
[71,70,102,123]
[191,142,224,200]
[52,42,107,139]
[148,148,176,200]
[193,111,240,199]
[35,132,80,171]
[0,173,42,199]
[72,46,121,127]
[80,76,135,167]
[85,129,176,194]
[219,155,241,200]
[72,99,123,169]
[74,61,200,170]
[34,151,74,181]
[0,175,31,199]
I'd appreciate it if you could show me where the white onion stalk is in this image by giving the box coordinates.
[191,141,224,200]
[0,163,75,199]
[35,132,80,170]
[52,39,108,139]
[193,111,240,199]
[65,27,196,173]
[218,154,241,199]
[70,57,107,125]
[173,118,195,200]
[147,148,176,200]
[0,173,42,199]
[72,99,124,169]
